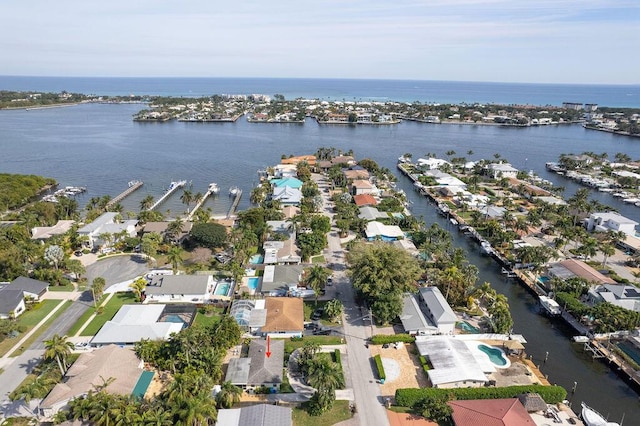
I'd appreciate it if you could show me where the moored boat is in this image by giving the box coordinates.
[539,295,561,316]
[229,186,240,196]
[581,402,619,426]
[208,183,220,194]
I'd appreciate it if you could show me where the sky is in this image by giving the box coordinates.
[1,0,638,84]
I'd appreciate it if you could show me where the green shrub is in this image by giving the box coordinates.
[374,354,386,381]
[422,365,430,373]
[371,334,415,345]
[395,385,567,408]
[419,356,427,365]
[334,349,342,366]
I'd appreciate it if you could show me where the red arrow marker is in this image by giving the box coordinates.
[266,336,271,358]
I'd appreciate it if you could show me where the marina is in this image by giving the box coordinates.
[42,185,86,203]
[148,180,187,211]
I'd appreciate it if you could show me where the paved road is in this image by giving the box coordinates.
[85,254,149,288]
[314,174,389,426]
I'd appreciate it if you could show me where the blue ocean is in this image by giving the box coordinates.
[1,76,639,107]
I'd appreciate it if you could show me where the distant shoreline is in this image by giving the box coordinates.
[1,103,78,111]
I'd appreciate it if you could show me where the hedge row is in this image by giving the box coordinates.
[370,334,416,345]
[395,385,567,408]
[334,349,342,366]
[374,354,386,380]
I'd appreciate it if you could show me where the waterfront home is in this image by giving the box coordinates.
[392,239,420,257]
[586,211,638,236]
[225,338,284,391]
[588,284,640,312]
[281,205,300,219]
[270,177,303,189]
[260,264,304,296]
[414,336,491,388]
[399,293,436,336]
[479,205,507,219]
[486,162,519,179]
[353,194,378,207]
[365,221,404,241]
[422,170,467,190]
[216,404,292,426]
[281,154,316,166]
[31,220,75,241]
[331,155,356,166]
[416,157,450,170]
[358,206,389,221]
[448,399,535,426]
[545,259,616,285]
[271,186,302,206]
[90,304,191,347]
[261,297,304,337]
[418,286,457,335]
[343,168,370,181]
[352,179,376,195]
[77,212,138,249]
[273,164,298,179]
[144,274,214,303]
[39,345,144,418]
[142,221,193,243]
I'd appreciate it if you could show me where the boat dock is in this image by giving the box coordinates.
[149,180,187,211]
[186,183,218,221]
[584,340,640,392]
[106,180,143,208]
[226,188,242,218]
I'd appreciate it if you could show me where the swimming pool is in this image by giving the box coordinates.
[214,282,231,296]
[249,254,264,264]
[247,277,260,291]
[538,276,550,284]
[617,341,640,365]
[457,321,480,333]
[478,344,510,368]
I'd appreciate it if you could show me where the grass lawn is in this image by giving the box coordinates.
[193,310,223,328]
[48,283,76,292]
[11,301,72,357]
[0,300,66,357]
[284,335,343,358]
[292,400,352,426]
[80,292,137,336]
[310,255,325,264]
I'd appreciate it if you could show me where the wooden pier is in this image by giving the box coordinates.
[226,189,242,218]
[106,180,143,208]
[585,340,640,392]
[149,180,187,211]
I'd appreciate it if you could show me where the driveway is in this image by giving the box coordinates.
[85,255,149,288]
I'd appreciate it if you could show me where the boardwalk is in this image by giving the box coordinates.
[226,189,242,218]
[186,183,217,220]
[149,180,186,211]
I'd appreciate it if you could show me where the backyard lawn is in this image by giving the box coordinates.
[79,292,137,336]
[0,300,66,357]
[284,335,343,358]
[292,400,352,426]
[193,309,224,328]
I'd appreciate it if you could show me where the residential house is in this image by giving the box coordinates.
[479,205,507,219]
[282,205,300,219]
[142,221,193,243]
[144,274,215,304]
[358,206,389,221]
[448,398,535,426]
[422,170,467,190]
[216,404,292,426]
[486,162,519,179]
[263,239,301,265]
[281,154,316,166]
[586,212,638,236]
[351,179,375,196]
[273,164,298,179]
[416,158,450,170]
[399,294,435,336]
[260,297,303,337]
[331,155,355,166]
[272,186,302,206]
[8,276,49,300]
[260,265,304,296]
[353,194,378,207]
[588,284,640,313]
[0,289,26,319]
[77,212,138,249]
[39,345,144,418]
[225,338,284,391]
[365,221,404,241]
[230,299,266,333]
[546,259,615,285]
[418,286,457,335]
[270,177,303,190]
[31,220,75,241]
[91,304,190,347]
[343,168,370,181]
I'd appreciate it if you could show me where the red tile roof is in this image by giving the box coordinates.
[449,399,535,426]
[353,194,378,206]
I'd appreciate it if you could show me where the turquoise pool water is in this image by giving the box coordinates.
[132,371,154,398]
[249,254,264,264]
[214,282,230,296]
[247,277,260,291]
[163,314,185,325]
[457,321,480,333]
[478,344,508,367]
[538,276,550,284]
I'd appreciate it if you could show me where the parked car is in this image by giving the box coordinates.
[311,309,324,321]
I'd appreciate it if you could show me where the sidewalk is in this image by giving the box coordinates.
[0,299,69,368]
[74,292,115,337]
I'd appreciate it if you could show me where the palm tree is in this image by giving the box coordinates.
[167,246,183,274]
[304,265,329,306]
[142,404,173,426]
[180,189,195,213]
[140,195,155,211]
[130,278,147,302]
[165,218,184,243]
[215,381,242,409]
[306,357,344,391]
[44,334,74,375]
[600,244,615,267]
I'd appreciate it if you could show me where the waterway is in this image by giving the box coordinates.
[1,103,640,419]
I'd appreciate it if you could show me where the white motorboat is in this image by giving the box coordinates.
[229,186,240,196]
[208,183,220,194]
[581,402,619,426]
[539,296,561,316]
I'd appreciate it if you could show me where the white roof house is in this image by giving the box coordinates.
[77,212,137,249]
[487,163,519,179]
[91,305,184,346]
[272,186,302,206]
[418,286,457,335]
[415,336,491,388]
[365,221,404,241]
[416,158,450,170]
[31,220,75,240]
[586,212,638,236]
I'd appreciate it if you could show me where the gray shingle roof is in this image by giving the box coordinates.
[10,276,49,296]
[0,289,24,316]
[247,339,284,386]
[419,286,457,325]
[145,275,210,295]
[238,404,292,426]
[225,358,251,385]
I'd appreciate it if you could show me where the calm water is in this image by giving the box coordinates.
[1,78,640,419]
[2,76,640,107]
